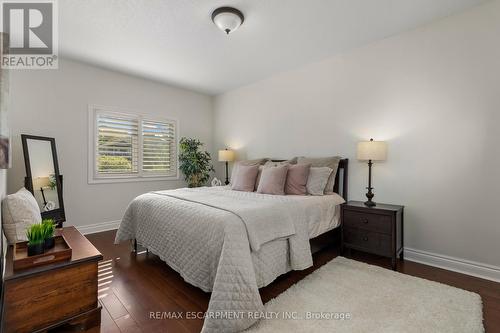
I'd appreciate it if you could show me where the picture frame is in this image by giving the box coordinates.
[0,32,10,169]
[0,31,8,325]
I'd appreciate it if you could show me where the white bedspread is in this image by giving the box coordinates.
[154,187,299,252]
[115,187,344,332]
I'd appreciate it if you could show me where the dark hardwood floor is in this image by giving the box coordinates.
[85,230,500,333]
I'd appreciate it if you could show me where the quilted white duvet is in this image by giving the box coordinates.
[115,187,343,332]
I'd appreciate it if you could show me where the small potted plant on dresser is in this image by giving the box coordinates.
[26,224,45,256]
[42,219,56,249]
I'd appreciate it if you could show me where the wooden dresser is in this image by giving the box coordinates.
[2,227,103,332]
[341,201,404,270]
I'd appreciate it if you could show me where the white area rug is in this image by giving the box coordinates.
[246,257,484,333]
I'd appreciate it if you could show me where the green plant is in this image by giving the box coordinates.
[41,219,56,239]
[178,137,214,187]
[98,155,132,173]
[26,224,45,246]
[49,174,57,190]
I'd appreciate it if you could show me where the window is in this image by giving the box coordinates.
[89,106,178,183]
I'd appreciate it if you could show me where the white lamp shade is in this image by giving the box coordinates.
[34,176,51,188]
[218,150,235,162]
[213,12,243,34]
[357,140,387,161]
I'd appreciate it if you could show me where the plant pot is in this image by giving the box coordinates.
[27,243,45,256]
[44,236,55,250]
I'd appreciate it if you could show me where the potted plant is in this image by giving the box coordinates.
[48,174,57,190]
[42,218,56,249]
[26,224,45,256]
[178,137,214,187]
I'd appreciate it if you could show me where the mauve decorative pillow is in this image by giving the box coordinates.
[254,165,264,191]
[285,164,311,195]
[257,165,289,195]
[231,164,260,192]
[230,158,269,185]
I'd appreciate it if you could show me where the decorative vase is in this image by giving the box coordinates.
[44,236,55,250]
[27,243,45,256]
[211,177,222,187]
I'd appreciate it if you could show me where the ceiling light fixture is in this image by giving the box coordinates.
[211,7,244,35]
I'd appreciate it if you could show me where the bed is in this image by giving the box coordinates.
[115,159,348,333]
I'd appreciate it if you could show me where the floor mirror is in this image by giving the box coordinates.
[21,134,65,226]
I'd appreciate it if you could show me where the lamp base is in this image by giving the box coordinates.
[364,200,376,207]
[365,185,376,207]
[224,161,230,185]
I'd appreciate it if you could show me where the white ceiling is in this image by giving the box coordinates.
[60,0,488,95]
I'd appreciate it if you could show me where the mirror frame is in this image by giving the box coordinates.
[21,134,65,226]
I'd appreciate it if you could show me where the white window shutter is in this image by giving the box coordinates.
[142,119,176,175]
[96,113,139,174]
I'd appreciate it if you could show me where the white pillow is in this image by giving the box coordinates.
[1,188,41,244]
[306,167,333,196]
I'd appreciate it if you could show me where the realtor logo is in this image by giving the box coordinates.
[1,0,58,69]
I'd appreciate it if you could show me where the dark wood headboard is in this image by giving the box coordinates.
[270,158,348,201]
[334,159,348,201]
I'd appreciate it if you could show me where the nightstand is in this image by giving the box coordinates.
[3,227,103,332]
[341,201,404,270]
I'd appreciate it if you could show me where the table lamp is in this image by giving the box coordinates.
[357,139,387,207]
[218,149,235,185]
[33,176,51,206]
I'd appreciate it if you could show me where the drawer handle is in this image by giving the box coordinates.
[363,236,368,241]
[361,218,369,224]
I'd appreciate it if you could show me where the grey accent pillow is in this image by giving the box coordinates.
[230,158,269,185]
[2,188,41,244]
[257,165,289,195]
[296,156,341,193]
[306,167,333,196]
[231,164,260,192]
[263,157,297,167]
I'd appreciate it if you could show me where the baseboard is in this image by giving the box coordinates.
[76,220,121,235]
[405,247,500,283]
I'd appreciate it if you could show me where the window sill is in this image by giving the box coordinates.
[88,174,180,185]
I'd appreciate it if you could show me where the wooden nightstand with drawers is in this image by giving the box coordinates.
[341,201,404,270]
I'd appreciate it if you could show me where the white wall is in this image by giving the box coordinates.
[214,1,500,267]
[8,59,213,230]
